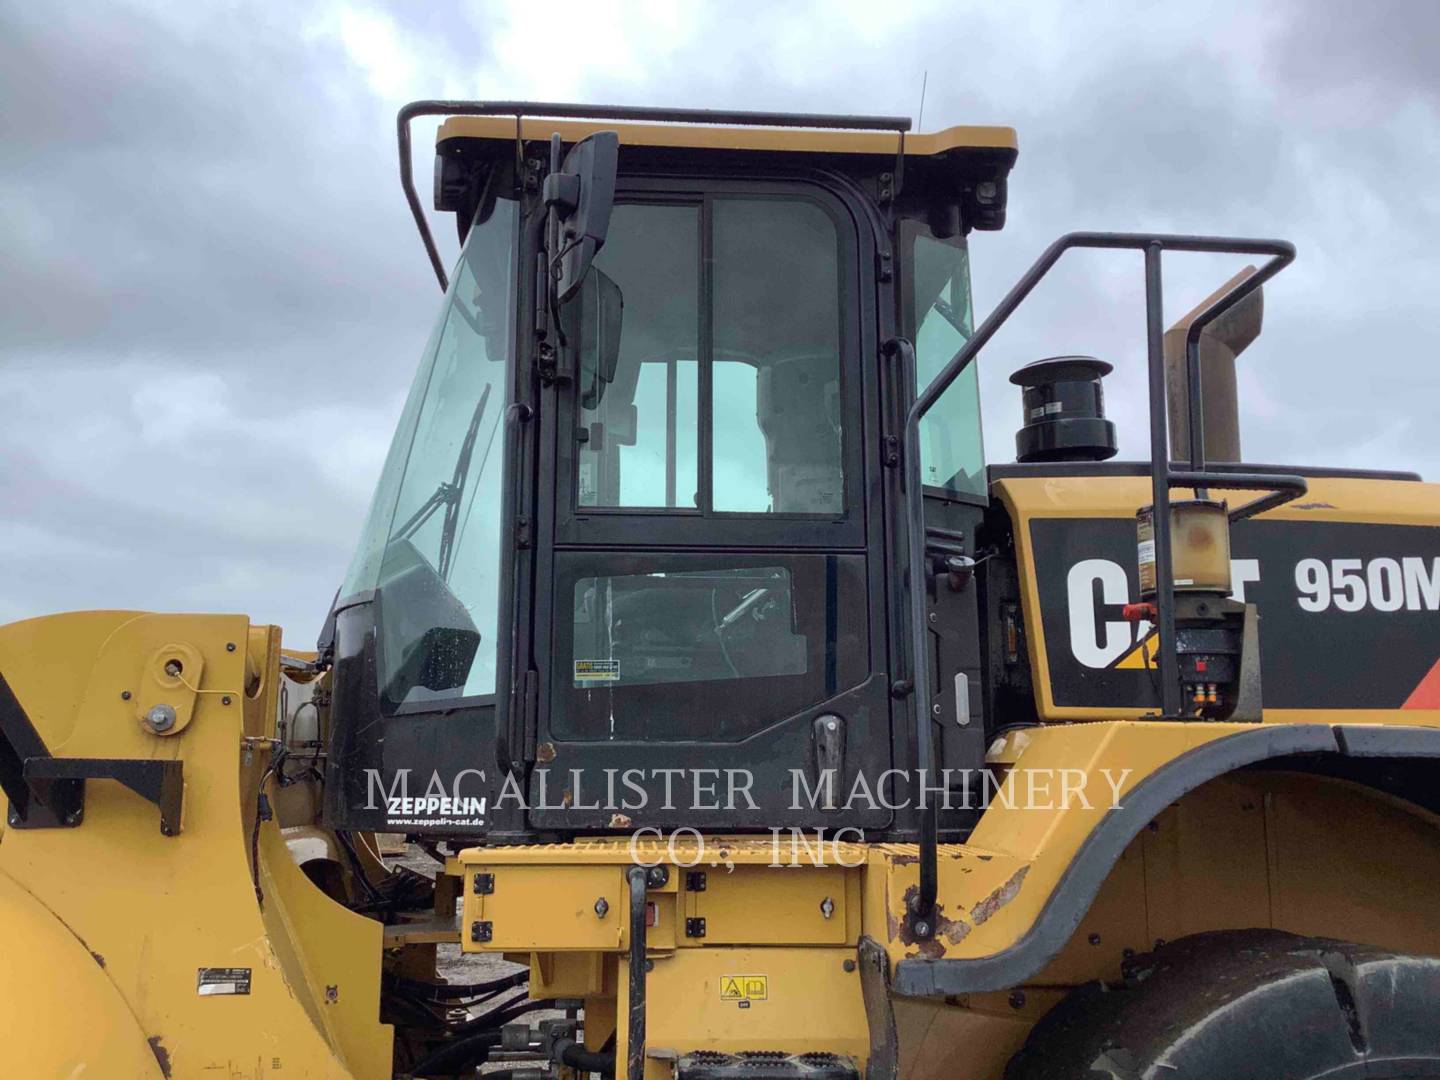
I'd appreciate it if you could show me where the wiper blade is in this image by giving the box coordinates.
[390,384,492,582]
[933,297,971,338]
[437,383,492,580]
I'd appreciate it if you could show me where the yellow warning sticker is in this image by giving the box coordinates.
[719,974,768,1003]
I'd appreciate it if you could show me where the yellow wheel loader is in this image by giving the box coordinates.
[3,100,1440,1080]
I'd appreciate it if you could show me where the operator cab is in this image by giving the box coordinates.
[325,107,1017,839]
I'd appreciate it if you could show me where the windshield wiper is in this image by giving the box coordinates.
[391,383,492,581]
[933,297,971,339]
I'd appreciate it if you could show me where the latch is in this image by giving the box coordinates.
[812,713,846,812]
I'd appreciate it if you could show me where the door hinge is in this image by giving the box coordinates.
[685,917,707,939]
[472,872,495,895]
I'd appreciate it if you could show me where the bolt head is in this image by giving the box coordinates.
[65,810,82,826]
[221,695,233,706]
[913,919,931,938]
[146,704,177,732]
[120,690,132,701]
[820,896,836,919]
[593,897,609,918]
[226,642,237,652]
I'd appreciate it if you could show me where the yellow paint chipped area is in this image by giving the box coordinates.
[437,114,1018,158]
[872,721,1253,964]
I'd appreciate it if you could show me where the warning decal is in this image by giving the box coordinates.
[574,659,621,683]
[720,974,768,1006]
[197,967,252,996]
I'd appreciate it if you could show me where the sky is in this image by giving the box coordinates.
[2,0,1437,645]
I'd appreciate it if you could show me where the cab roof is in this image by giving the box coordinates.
[436,114,1018,158]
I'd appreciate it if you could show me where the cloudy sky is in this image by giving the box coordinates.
[3,0,1437,645]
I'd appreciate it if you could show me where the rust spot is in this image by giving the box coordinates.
[895,885,971,959]
[535,742,557,764]
[968,866,1030,927]
[562,789,574,808]
[609,813,633,829]
[148,1036,173,1078]
[1293,501,1337,511]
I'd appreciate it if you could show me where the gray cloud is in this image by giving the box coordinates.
[3,0,1436,643]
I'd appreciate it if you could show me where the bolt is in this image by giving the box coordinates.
[932,703,942,716]
[1154,938,1167,948]
[913,919,931,938]
[324,985,338,1003]
[594,897,609,918]
[65,809,82,827]
[928,611,938,624]
[221,696,232,706]
[226,642,237,652]
[1009,990,1026,1010]
[820,896,835,920]
[1088,933,1102,946]
[843,959,857,973]
[146,704,177,732]
[120,690,132,701]
[164,659,183,677]
[826,719,837,731]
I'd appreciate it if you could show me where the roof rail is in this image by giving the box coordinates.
[398,99,912,288]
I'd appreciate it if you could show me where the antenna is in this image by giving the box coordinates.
[917,70,929,129]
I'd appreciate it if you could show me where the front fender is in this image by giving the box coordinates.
[0,868,166,1078]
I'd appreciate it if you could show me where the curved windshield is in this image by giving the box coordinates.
[341,196,517,707]
[911,230,985,496]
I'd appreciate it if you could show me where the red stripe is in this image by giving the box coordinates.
[1402,658,1440,710]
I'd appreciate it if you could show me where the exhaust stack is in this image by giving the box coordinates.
[1164,267,1264,463]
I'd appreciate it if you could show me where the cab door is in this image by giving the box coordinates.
[527,177,894,831]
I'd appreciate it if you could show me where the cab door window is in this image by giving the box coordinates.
[575,195,845,516]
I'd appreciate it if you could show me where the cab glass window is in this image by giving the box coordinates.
[340,197,516,707]
[575,195,845,515]
[911,231,985,496]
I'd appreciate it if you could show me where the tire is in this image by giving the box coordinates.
[1004,929,1440,1080]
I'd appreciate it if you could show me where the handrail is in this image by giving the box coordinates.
[397,99,912,291]
[903,232,1297,939]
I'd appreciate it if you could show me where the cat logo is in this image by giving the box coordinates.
[719,974,768,1007]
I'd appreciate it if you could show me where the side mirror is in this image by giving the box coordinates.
[544,131,620,304]
[572,268,624,409]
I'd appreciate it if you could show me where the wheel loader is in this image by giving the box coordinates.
[3,100,1440,1080]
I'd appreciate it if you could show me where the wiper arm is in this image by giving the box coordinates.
[437,384,492,580]
[390,384,492,582]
